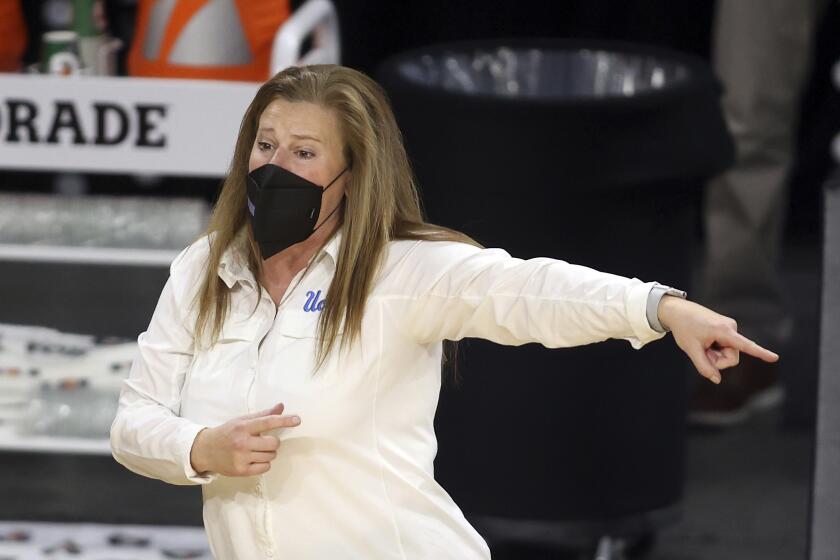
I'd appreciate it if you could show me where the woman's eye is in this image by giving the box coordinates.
[257,141,273,151]
[296,150,315,160]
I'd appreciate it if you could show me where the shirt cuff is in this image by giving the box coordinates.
[181,424,218,485]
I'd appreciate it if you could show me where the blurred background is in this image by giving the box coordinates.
[0,1,838,559]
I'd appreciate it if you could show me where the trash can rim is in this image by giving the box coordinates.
[378,37,720,107]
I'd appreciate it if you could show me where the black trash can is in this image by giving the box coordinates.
[378,39,734,554]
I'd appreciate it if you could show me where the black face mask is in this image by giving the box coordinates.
[246,163,347,259]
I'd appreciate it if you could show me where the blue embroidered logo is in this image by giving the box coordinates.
[304,290,325,312]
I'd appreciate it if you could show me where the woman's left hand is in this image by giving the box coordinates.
[657,295,779,384]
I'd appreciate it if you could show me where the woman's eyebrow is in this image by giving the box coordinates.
[290,133,322,143]
[257,127,322,143]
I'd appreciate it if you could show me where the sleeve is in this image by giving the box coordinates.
[395,240,668,350]
[109,246,218,486]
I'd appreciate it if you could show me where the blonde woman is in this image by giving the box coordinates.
[110,65,778,559]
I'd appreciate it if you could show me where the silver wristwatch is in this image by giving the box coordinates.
[646,282,688,333]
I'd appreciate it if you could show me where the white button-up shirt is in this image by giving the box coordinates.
[110,228,666,559]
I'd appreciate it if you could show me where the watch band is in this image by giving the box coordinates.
[646,283,688,333]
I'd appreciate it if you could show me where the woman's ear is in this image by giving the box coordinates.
[343,170,352,196]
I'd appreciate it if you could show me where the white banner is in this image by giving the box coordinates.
[0,74,260,177]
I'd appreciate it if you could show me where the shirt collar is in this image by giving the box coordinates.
[217,229,249,289]
[217,227,343,289]
[320,226,342,265]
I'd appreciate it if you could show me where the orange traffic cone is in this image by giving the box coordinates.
[128,0,290,81]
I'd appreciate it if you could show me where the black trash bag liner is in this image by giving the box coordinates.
[376,39,734,546]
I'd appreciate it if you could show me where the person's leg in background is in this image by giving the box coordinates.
[691,0,830,427]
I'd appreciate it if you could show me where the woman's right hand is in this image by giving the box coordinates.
[189,402,301,477]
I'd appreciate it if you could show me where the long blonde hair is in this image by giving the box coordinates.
[194,64,479,373]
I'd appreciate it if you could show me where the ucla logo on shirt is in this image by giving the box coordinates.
[304,290,326,312]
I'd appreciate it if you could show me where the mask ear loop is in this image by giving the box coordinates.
[312,202,342,232]
[312,166,349,231]
[321,166,348,192]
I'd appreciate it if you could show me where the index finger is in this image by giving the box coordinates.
[246,414,301,435]
[719,331,779,363]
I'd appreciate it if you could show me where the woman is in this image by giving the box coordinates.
[110,65,778,559]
